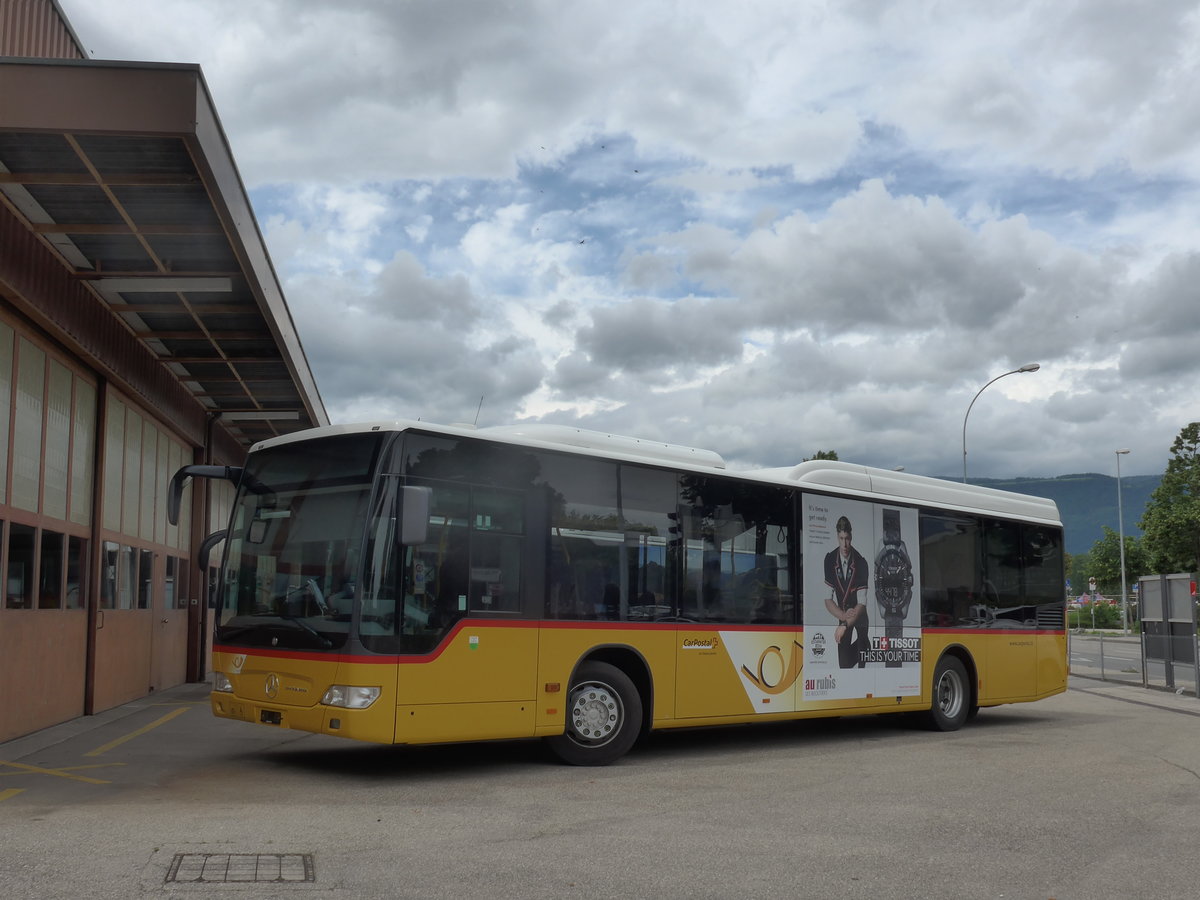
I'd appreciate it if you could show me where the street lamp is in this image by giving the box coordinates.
[961,363,1041,483]
[1116,448,1131,634]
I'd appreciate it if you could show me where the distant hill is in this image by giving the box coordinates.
[962,473,1161,556]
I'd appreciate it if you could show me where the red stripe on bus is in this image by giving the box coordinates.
[214,622,1065,665]
[924,628,1065,636]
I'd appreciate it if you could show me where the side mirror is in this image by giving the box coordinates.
[167,465,243,526]
[399,486,431,546]
[198,531,226,570]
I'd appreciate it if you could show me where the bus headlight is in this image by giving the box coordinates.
[213,672,234,693]
[320,685,381,709]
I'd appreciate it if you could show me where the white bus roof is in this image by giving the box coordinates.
[249,420,1061,526]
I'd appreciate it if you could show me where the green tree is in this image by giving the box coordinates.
[1068,552,1100,600]
[804,450,839,461]
[1084,527,1147,594]
[1139,422,1200,574]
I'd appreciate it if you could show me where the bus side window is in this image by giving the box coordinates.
[1023,524,1065,628]
[983,519,1030,626]
[468,487,523,614]
[678,477,795,625]
[920,513,983,627]
[620,466,679,622]
[539,455,623,621]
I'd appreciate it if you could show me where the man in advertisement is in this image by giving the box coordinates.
[823,515,870,668]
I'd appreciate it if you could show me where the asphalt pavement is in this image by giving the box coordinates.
[2,676,1200,899]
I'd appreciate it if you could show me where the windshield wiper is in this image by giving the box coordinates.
[219,614,332,649]
[216,623,261,641]
[275,613,333,648]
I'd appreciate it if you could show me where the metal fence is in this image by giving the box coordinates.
[1067,629,1199,696]
[1068,572,1199,697]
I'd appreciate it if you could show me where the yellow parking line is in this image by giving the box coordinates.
[50,763,124,774]
[84,705,191,757]
[0,762,121,779]
[0,788,25,801]
[0,761,115,784]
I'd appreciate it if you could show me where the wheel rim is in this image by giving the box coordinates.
[565,680,624,748]
[935,666,964,720]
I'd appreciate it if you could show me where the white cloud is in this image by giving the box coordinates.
[56,0,1200,478]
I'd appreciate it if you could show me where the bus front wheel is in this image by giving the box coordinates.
[546,661,643,766]
[925,655,970,732]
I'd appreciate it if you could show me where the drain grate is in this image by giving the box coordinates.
[166,853,315,884]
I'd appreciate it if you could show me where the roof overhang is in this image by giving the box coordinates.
[0,57,328,448]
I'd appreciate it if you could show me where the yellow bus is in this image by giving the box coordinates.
[170,421,1067,765]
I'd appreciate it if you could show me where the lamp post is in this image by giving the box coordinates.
[1116,448,1131,634]
[961,363,1040,483]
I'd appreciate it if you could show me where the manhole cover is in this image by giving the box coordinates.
[166,853,315,884]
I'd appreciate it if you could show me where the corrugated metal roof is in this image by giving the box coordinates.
[0,59,328,446]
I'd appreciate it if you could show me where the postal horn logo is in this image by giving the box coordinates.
[740,640,803,695]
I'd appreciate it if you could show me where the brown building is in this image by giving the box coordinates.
[0,0,327,742]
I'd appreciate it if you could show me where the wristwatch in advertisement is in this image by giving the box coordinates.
[875,508,913,667]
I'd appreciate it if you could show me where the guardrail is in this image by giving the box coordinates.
[1067,629,1199,697]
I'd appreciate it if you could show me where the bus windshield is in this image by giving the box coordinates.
[217,433,384,651]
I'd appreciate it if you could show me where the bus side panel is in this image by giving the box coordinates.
[673,627,933,725]
[986,632,1037,700]
[533,624,677,736]
[395,701,536,744]
[926,630,1065,706]
[396,623,539,705]
[675,626,799,718]
[392,623,539,744]
[1037,631,1068,697]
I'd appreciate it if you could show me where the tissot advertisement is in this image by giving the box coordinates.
[802,494,922,701]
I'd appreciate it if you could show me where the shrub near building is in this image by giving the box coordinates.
[1068,599,1124,630]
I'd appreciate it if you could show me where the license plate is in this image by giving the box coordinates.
[260,709,282,725]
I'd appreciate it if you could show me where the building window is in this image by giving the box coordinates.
[122,409,142,536]
[0,323,97,528]
[44,361,72,520]
[12,339,45,512]
[100,541,118,609]
[138,549,154,609]
[165,555,189,610]
[103,409,124,533]
[98,395,195,565]
[7,523,36,609]
[66,536,86,610]
[117,544,135,609]
[165,555,177,609]
[70,381,95,527]
[38,529,64,609]
[0,322,12,506]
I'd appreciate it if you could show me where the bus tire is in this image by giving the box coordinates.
[546,661,643,766]
[924,654,970,732]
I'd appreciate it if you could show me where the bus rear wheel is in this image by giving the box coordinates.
[546,661,643,766]
[925,655,970,732]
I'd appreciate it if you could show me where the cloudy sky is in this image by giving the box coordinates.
[62,0,1200,480]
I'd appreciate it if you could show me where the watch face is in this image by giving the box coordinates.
[876,545,913,615]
